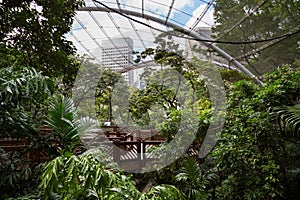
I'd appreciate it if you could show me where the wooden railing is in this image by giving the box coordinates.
[98,140,164,171]
[0,126,55,164]
[83,126,166,171]
[1,126,165,170]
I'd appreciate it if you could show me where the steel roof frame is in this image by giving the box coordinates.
[76,5,264,85]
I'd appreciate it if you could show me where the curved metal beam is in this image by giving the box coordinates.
[76,6,264,85]
[116,60,158,73]
[116,60,238,74]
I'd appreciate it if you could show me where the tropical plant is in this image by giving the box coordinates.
[210,66,300,199]
[273,104,300,137]
[5,192,42,200]
[0,64,54,135]
[0,148,31,198]
[272,103,300,199]
[40,153,186,200]
[140,185,186,200]
[0,64,55,198]
[175,157,218,200]
[40,153,126,199]
[43,94,97,155]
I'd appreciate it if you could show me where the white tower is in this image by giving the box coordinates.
[101,37,134,84]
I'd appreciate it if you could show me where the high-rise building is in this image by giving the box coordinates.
[101,37,134,83]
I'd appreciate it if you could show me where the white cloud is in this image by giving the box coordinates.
[174,0,194,11]
[185,4,215,28]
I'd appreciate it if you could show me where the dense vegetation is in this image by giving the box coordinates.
[0,0,299,199]
[213,0,300,75]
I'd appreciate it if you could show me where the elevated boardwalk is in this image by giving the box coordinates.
[0,126,166,171]
[82,126,166,172]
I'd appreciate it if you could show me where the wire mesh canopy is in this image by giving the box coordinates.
[67,0,263,84]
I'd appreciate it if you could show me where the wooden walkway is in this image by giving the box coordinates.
[0,126,54,164]
[0,126,166,171]
[82,126,166,172]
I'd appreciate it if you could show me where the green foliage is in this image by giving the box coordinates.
[39,153,131,199]
[0,0,84,92]
[219,68,252,90]
[159,108,182,141]
[140,185,186,200]
[39,153,185,200]
[0,64,54,135]
[0,147,48,199]
[273,104,300,137]
[213,108,282,199]
[0,148,32,198]
[131,35,223,199]
[129,67,190,129]
[94,67,124,122]
[44,94,97,155]
[0,64,55,198]
[213,0,300,75]
[175,157,218,199]
[259,66,300,107]
[211,66,300,199]
[5,192,42,200]
[272,104,300,199]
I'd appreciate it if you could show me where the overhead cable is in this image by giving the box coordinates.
[69,31,102,63]
[74,16,125,69]
[88,1,300,45]
[92,1,156,65]
[165,0,175,25]
[236,27,300,60]
[189,0,215,33]
[80,2,264,85]
[216,0,268,40]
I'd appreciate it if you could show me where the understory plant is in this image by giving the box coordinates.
[40,152,186,200]
[42,94,98,156]
[0,64,54,197]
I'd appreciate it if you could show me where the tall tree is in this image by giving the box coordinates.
[0,0,83,90]
[95,68,125,123]
[213,0,300,75]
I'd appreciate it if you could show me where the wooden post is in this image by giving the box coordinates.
[137,140,141,157]
[141,139,146,169]
[113,139,120,163]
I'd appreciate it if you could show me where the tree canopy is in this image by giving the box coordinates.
[213,0,300,75]
[0,0,83,90]
[1,1,300,199]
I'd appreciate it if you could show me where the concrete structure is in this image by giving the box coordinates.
[101,37,134,84]
[78,6,263,85]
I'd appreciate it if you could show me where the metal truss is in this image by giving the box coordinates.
[71,0,263,85]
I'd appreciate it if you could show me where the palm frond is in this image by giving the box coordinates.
[141,184,186,200]
[44,95,81,153]
[45,95,78,137]
[273,104,300,137]
[77,117,99,139]
[175,157,201,184]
